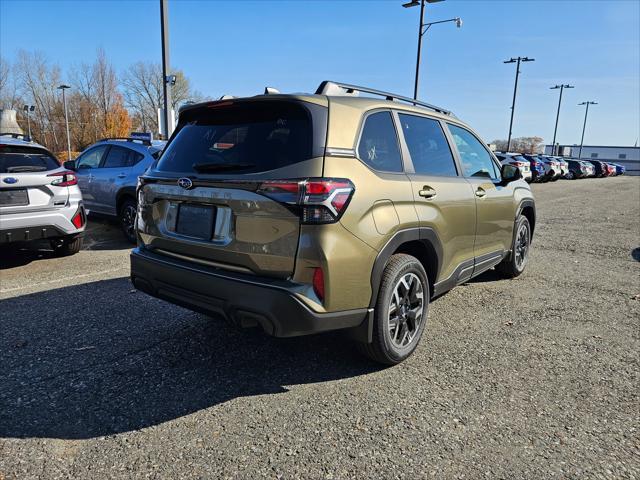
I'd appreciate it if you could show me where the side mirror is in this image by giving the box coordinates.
[501,163,522,184]
[63,160,76,171]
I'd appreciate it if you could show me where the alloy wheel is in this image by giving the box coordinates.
[387,273,425,349]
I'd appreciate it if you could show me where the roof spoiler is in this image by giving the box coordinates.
[98,137,151,146]
[315,80,453,116]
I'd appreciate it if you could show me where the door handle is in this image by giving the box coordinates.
[418,186,437,199]
[475,187,486,198]
[117,173,127,179]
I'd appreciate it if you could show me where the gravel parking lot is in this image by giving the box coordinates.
[1,176,638,479]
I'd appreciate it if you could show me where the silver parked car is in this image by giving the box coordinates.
[0,134,85,255]
[68,137,165,242]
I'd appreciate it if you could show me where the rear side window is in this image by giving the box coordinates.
[0,146,60,173]
[357,111,403,173]
[447,124,499,179]
[102,146,144,168]
[398,114,457,176]
[156,101,318,175]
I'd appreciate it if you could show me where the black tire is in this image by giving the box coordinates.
[496,215,531,279]
[566,171,575,180]
[119,198,137,244]
[357,254,429,365]
[51,235,83,257]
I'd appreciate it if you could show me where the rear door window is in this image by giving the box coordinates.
[102,146,143,168]
[156,101,319,175]
[357,111,403,173]
[398,113,457,176]
[0,146,60,173]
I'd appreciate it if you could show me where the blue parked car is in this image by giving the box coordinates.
[522,154,548,182]
[66,137,165,242]
[609,163,626,175]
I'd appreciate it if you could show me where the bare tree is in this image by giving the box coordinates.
[0,56,21,110]
[491,137,544,154]
[121,62,195,135]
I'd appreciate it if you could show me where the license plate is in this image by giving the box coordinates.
[176,204,216,240]
[0,188,28,206]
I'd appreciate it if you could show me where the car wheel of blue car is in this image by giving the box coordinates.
[120,199,137,244]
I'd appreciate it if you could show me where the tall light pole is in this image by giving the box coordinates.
[402,0,461,100]
[550,84,574,155]
[160,0,173,139]
[57,84,71,160]
[504,56,535,152]
[578,101,597,159]
[23,104,35,139]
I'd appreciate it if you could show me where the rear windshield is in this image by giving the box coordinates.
[0,146,60,173]
[156,101,321,175]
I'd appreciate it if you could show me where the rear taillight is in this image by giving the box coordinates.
[312,267,325,301]
[48,170,77,186]
[258,178,355,224]
[513,161,526,167]
[71,208,85,228]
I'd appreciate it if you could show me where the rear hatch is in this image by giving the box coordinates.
[0,145,71,214]
[138,97,328,279]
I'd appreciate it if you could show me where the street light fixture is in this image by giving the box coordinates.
[57,84,71,161]
[549,84,574,155]
[403,0,462,100]
[578,101,597,159]
[504,56,535,152]
[22,104,35,140]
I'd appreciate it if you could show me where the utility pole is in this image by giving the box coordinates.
[504,56,535,152]
[550,84,574,155]
[160,0,173,139]
[23,105,35,139]
[57,85,71,160]
[578,101,597,159]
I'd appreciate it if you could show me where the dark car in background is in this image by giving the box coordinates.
[566,159,592,179]
[584,159,607,177]
[610,163,626,175]
[65,137,165,242]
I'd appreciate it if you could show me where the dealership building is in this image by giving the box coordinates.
[544,145,640,175]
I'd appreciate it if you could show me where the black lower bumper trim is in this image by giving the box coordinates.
[130,247,369,338]
[0,225,69,244]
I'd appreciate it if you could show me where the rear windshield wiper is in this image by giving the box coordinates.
[6,165,47,172]
[192,163,256,173]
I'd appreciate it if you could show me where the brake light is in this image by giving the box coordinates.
[513,161,526,167]
[48,170,77,186]
[312,267,325,301]
[258,178,355,224]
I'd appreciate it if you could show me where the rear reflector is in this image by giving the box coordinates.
[71,208,85,229]
[312,267,325,301]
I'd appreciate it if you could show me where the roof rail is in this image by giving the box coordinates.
[0,132,32,141]
[315,80,452,116]
[98,137,151,146]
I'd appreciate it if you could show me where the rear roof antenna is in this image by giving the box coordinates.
[264,87,280,95]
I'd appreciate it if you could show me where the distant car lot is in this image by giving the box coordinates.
[1,176,638,478]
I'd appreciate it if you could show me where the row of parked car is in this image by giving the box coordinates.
[495,152,626,183]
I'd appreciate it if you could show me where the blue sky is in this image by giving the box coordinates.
[2,0,639,145]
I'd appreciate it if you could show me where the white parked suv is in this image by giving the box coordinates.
[0,134,86,255]
[494,152,533,183]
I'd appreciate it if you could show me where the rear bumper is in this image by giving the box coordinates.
[130,247,370,338]
[0,202,85,242]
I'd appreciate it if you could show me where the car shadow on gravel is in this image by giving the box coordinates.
[0,277,379,440]
[0,244,59,269]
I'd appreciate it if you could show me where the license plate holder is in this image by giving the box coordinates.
[176,203,216,240]
[0,188,29,206]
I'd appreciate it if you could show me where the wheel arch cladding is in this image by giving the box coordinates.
[518,200,536,238]
[369,228,442,308]
[116,187,136,213]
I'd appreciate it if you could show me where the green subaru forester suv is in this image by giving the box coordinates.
[131,81,535,365]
